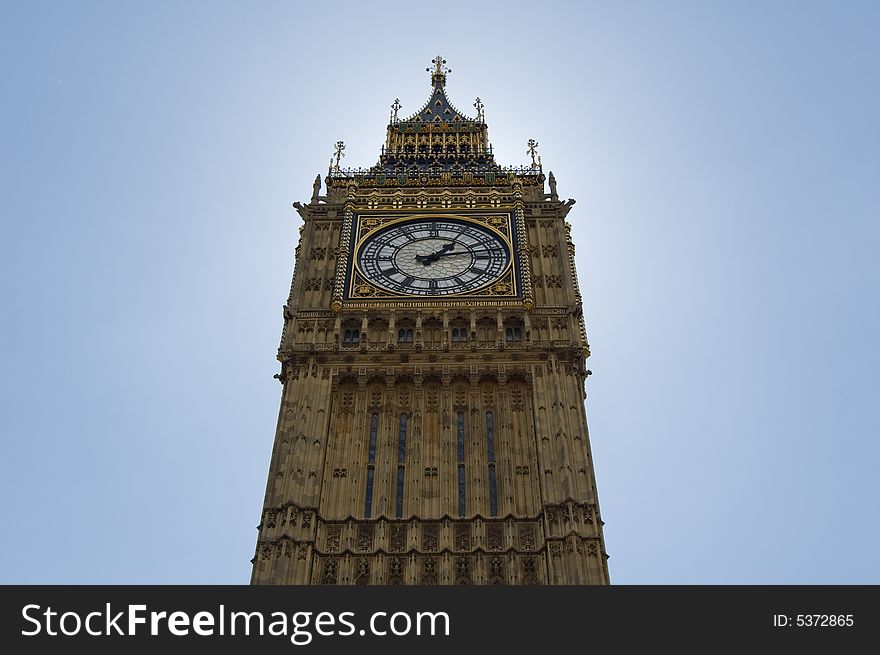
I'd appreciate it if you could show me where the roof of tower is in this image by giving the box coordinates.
[398,55,477,125]
[326,57,544,188]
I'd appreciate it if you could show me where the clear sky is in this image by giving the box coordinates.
[2,1,878,584]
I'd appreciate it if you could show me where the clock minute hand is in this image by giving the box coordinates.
[430,246,502,258]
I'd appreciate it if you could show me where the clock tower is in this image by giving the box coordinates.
[250,58,610,585]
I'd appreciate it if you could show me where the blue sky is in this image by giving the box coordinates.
[2,1,878,583]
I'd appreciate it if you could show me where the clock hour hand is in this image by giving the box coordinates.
[415,242,455,264]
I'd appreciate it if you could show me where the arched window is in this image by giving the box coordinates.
[476,317,496,342]
[486,411,498,517]
[364,413,379,519]
[343,328,360,344]
[452,327,469,342]
[457,412,466,517]
[505,325,523,342]
[395,414,408,518]
[397,328,414,343]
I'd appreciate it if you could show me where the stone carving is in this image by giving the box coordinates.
[487,523,504,551]
[388,557,404,585]
[398,389,410,407]
[454,523,471,551]
[355,559,370,585]
[521,556,538,585]
[425,387,438,412]
[582,506,594,524]
[357,524,374,552]
[488,556,505,584]
[455,557,471,584]
[422,523,439,551]
[422,558,438,585]
[390,524,406,552]
[510,386,524,411]
[482,386,495,406]
[326,526,342,552]
[519,524,536,551]
[321,558,338,585]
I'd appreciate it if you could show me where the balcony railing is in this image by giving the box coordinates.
[327,165,542,184]
[299,339,572,353]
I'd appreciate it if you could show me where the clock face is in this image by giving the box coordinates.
[357,219,510,296]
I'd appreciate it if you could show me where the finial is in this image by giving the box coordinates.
[390,98,402,124]
[427,55,451,87]
[331,140,345,171]
[474,97,485,123]
[526,139,540,168]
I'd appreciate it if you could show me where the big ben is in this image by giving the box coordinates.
[250,57,610,585]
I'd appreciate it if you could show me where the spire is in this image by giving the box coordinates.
[526,139,541,169]
[399,57,472,126]
[474,97,485,124]
[427,54,451,88]
[330,140,345,172]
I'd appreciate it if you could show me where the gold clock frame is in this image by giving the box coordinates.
[343,211,522,309]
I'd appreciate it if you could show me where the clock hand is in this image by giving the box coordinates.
[429,246,503,258]
[414,242,456,263]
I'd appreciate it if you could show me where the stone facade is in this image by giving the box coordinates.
[250,59,609,585]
